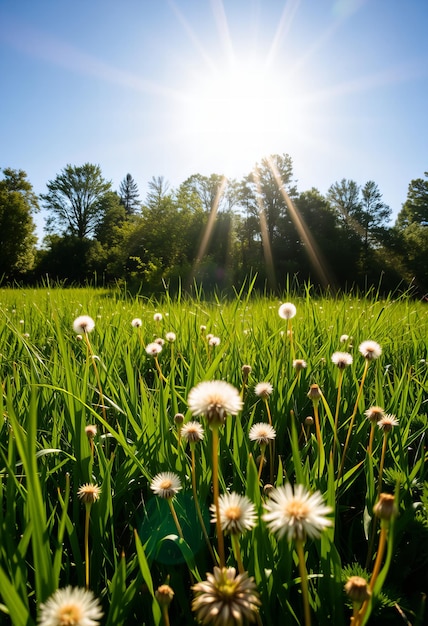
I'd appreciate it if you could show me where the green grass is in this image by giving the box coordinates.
[0,283,427,625]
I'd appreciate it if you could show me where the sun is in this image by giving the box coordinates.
[178,55,302,174]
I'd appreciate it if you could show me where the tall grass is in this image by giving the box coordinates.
[0,283,427,625]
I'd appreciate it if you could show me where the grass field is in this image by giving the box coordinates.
[0,283,427,625]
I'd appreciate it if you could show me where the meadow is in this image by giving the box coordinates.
[0,282,427,626]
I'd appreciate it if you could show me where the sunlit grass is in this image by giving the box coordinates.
[0,283,427,625]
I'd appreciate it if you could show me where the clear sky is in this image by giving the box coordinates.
[1,0,427,240]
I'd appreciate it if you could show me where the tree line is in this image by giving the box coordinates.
[1,155,427,294]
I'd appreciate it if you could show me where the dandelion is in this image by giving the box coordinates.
[254,382,273,399]
[165,332,176,342]
[187,381,243,428]
[181,420,205,444]
[208,336,221,346]
[73,316,95,334]
[241,364,252,399]
[359,340,382,360]
[77,483,101,505]
[263,483,332,543]
[37,586,103,626]
[153,312,163,322]
[365,406,385,423]
[155,583,174,607]
[154,337,165,346]
[131,318,142,327]
[373,492,397,522]
[278,302,296,319]
[211,492,257,536]
[249,422,276,446]
[150,472,184,540]
[85,425,97,439]
[307,385,323,452]
[150,472,182,499]
[340,334,350,343]
[192,567,261,626]
[377,414,399,432]
[293,359,307,372]
[145,341,162,356]
[331,352,353,369]
[377,415,398,496]
[345,576,371,623]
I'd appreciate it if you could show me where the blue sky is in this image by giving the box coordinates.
[1,0,427,240]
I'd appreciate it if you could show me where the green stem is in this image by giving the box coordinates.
[296,539,311,626]
[84,334,106,422]
[257,444,266,481]
[168,499,184,540]
[355,526,388,626]
[84,504,91,589]
[231,534,245,574]
[191,447,216,563]
[332,369,344,463]
[377,433,389,497]
[212,427,225,567]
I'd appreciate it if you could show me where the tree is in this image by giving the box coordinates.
[0,168,38,277]
[41,163,112,239]
[327,179,361,230]
[119,173,140,215]
[396,172,428,228]
[360,181,391,244]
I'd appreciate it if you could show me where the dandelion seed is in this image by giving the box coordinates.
[131,318,142,328]
[153,313,163,322]
[249,423,276,446]
[377,414,399,432]
[278,302,296,319]
[150,472,182,499]
[187,380,243,428]
[263,484,332,542]
[73,316,95,334]
[254,382,273,399]
[165,332,176,342]
[192,567,261,625]
[211,492,257,535]
[37,586,103,626]
[77,483,101,505]
[359,340,382,360]
[331,352,353,369]
[145,342,162,356]
[181,421,205,444]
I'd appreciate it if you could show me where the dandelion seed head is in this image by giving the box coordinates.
[192,567,261,625]
[150,472,182,499]
[181,421,205,444]
[165,332,176,342]
[344,576,371,603]
[249,422,276,446]
[73,316,95,334]
[145,342,162,356]
[359,340,382,360]
[211,492,257,535]
[278,302,297,320]
[331,352,353,369]
[307,384,322,401]
[77,483,101,505]
[377,414,399,432]
[254,382,273,399]
[208,336,221,346]
[131,318,142,328]
[293,359,307,371]
[241,364,252,376]
[373,493,397,521]
[153,313,163,322]
[263,484,332,542]
[37,586,103,626]
[340,334,350,343]
[187,381,243,428]
[364,406,385,423]
[85,425,97,439]
[155,584,174,608]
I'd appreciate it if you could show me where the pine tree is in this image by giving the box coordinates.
[119,173,140,215]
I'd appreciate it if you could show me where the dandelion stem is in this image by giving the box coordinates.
[154,356,168,383]
[161,606,171,626]
[332,369,344,462]
[367,423,375,456]
[288,319,295,362]
[190,446,216,564]
[257,444,266,481]
[296,539,312,626]
[313,401,322,451]
[377,432,389,496]
[167,499,184,540]
[338,359,370,481]
[84,503,91,589]
[355,526,388,626]
[211,427,226,567]
[84,334,106,422]
[231,534,245,574]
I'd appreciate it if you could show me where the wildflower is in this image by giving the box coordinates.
[208,336,221,346]
[344,576,371,603]
[359,340,382,360]
[165,332,176,342]
[174,412,184,426]
[304,416,314,427]
[340,334,349,343]
[77,483,101,505]
[293,359,307,371]
[365,406,385,423]
[206,333,214,341]
[254,382,273,399]
[377,414,399,432]
[200,325,207,333]
[249,422,276,446]
[187,380,243,427]
[150,472,182,499]
[75,334,83,341]
[84,425,97,439]
[131,318,142,328]
[241,364,252,375]
[211,492,257,535]
[331,352,353,369]
[155,584,174,608]
[263,484,332,542]
[373,493,397,521]
[154,337,165,346]
[153,313,163,322]
[37,586,103,626]
[192,567,261,625]
[307,384,322,401]
[278,302,297,319]
[145,342,162,356]
[181,421,205,444]
[73,316,95,334]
